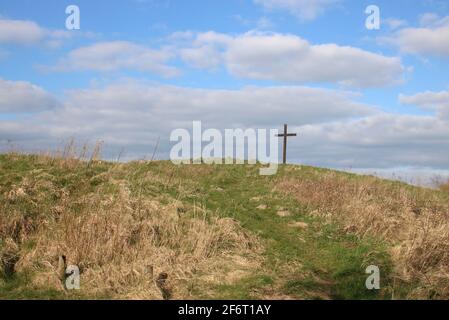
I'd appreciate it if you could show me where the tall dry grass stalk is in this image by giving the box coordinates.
[276,171,449,299]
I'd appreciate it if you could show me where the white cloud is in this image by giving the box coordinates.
[0,19,45,45]
[419,13,441,27]
[295,113,449,169]
[289,89,449,169]
[381,14,449,57]
[418,13,449,27]
[0,79,59,113]
[400,88,449,120]
[180,45,224,70]
[49,81,376,128]
[383,18,407,30]
[2,79,449,173]
[0,18,70,47]
[46,41,179,77]
[254,0,339,21]
[20,25,404,87]
[0,80,375,156]
[178,31,405,88]
[174,31,232,70]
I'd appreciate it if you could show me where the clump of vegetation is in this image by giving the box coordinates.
[1,240,20,278]
[276,167,449,299]
[0,152,261,299]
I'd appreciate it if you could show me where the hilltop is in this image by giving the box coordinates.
[1,153,448,299]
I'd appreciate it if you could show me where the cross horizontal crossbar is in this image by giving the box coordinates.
[276,133,297,137]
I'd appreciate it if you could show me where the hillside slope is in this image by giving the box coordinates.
[1,154,448,299]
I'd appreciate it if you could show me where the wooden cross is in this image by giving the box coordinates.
[276,124,297,164]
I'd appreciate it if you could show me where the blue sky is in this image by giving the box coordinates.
[1,0,449,182]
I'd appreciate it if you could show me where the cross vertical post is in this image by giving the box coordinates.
[282,124,287,165]
[276,124,297,164]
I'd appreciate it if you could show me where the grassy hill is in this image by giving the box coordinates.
[1,153,448,300]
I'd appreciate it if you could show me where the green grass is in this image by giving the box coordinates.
[0,155,405,299]
[0,272,89,300]
[141,163,394,300]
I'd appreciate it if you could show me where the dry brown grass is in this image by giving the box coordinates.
[0,153,262,299]
[276,170,449,299]
[439,181,449,194]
